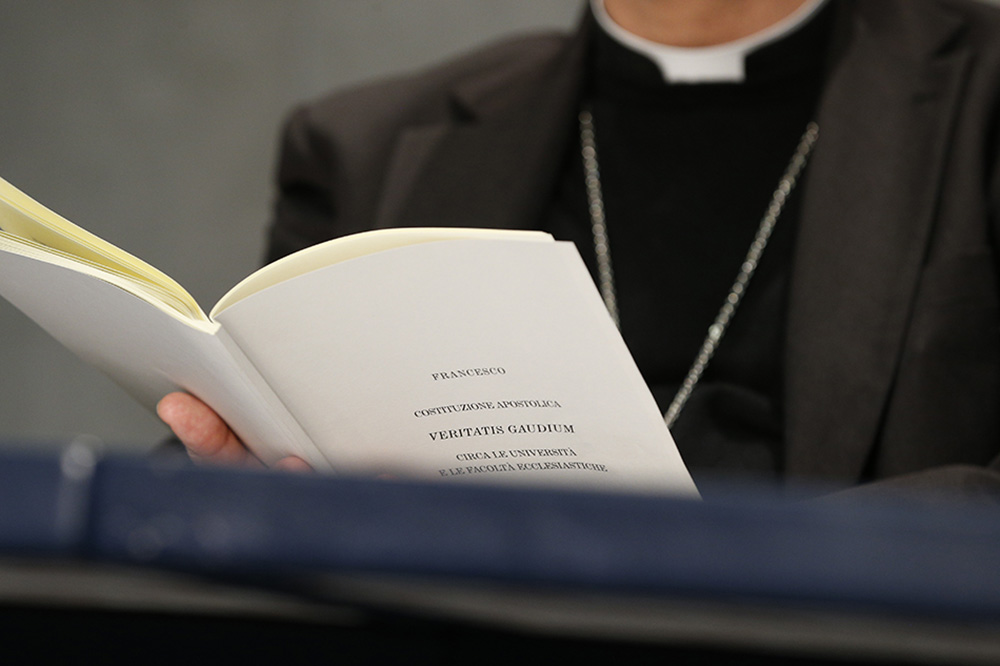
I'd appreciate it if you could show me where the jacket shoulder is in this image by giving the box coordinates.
[901,0,1000,55]
[295,30,574,135]
[268,28,580,254]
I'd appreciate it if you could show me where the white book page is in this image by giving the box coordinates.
[0,249,323,467]
[212,227,551,316]
[216,239,697,495]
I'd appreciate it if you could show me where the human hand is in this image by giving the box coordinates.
[157,392,312,472]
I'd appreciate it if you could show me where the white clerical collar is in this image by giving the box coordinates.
[591,0,828,83]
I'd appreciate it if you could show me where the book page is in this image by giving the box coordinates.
[211,227,551,317]
[0,249,325,467]
[0,177,206,322]
[215,238,697,496]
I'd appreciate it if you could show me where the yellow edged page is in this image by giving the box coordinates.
[0,176,206,322]
[211,227,553,317]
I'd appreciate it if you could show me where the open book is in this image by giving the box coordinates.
[0,176,697,495]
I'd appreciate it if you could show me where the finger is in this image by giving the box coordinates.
[273,456,313,473]
[157,392,262,468]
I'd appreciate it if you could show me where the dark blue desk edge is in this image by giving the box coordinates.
[2,446,1000,622]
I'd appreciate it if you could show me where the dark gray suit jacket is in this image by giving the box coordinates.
[265,0,1000,497]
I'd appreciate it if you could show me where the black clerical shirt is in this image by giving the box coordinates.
[543,5,833,483]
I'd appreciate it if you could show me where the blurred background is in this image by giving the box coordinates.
[0,1,581,452]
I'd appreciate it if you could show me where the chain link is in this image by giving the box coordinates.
[578,109,819,429]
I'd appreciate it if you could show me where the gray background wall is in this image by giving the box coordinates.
[0,1,581,452]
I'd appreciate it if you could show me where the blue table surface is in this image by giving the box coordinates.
[2,445,999,620]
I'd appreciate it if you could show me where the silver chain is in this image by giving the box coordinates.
[581,115,620,327]
[578,109,819,429]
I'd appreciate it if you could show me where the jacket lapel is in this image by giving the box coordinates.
[374,21,590,231]
[784,1,971,481]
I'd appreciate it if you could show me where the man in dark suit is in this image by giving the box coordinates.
[160,0,1000,498]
